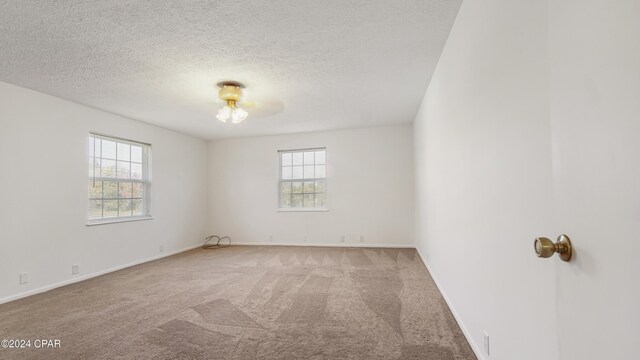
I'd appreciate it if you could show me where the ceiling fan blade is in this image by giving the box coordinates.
[239,101,258,108]
[241,99,284,119]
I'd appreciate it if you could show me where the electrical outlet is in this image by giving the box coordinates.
[269,235,274,241]
[19,273,28,285]
[340,235,346,242]
[72,264,79,275]
[303,236,308,242]
[483,331,490,357]
[359,235,364,242]
[159,245,164,252]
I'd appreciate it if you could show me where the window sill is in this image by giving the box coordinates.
[277,208,329,212]
[86,216,154,226]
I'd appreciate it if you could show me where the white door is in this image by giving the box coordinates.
[549,1,640,359]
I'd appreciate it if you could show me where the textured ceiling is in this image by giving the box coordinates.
[0,0,461,139]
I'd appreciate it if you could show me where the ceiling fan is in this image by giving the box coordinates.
[215,81,248,123]
[214,80,284,124]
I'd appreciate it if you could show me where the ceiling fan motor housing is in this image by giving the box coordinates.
[217,81,244,103]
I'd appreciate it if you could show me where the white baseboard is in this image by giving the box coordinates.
[0,243,202,305]
[230,241,415,248]
[414,247,485,360]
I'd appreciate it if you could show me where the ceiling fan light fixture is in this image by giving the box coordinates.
[216,81,248,124]
[231,107,248,123]
[216,104,231,122]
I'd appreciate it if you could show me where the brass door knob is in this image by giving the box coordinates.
[534,234,572,262]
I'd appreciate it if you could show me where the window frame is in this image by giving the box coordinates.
[277,147,328,212]
[87,133,153,225]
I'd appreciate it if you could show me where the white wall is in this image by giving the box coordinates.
[413,1,557,359]
[0,81,209,302]
[207,125,414,247]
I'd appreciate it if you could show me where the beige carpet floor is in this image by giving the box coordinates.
[0,246,476,360]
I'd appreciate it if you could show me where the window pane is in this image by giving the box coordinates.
[315,150,325,164]
[131,146,142,163]
[292,166,303,179]
[282,166,292,180]
[281,153,292,166]
[117,161,131,179]
[89,137,101,158]
[132,199,144,216]
[89,137,95,157]
[119,199,132,216]
[292,194,303,207]
[303,194,314,207]
[315,193,326,208]
[131,163,142,180]
[88,158,101,177]
[95,138,102,157]
[118,182,132,198]
[292,152,303,165]
[303,152,314,165]
[303,165,314,179]
[280,194,292,208]
[103,181,118,198]
[102,140,116,159]
[291,181,302,194]
[88,181,103,199]
[117,143,130,161]
[103,200,118,218]
[281,181,292,194]
[89,134,150,221]
[132,183,143,198]
[303,181,315,193]
[102,159,116,178]
[277,149,325,209]
[89,200,102,219]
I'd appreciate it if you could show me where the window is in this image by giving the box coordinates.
[279,148,326,209]
[88,133,151,223]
